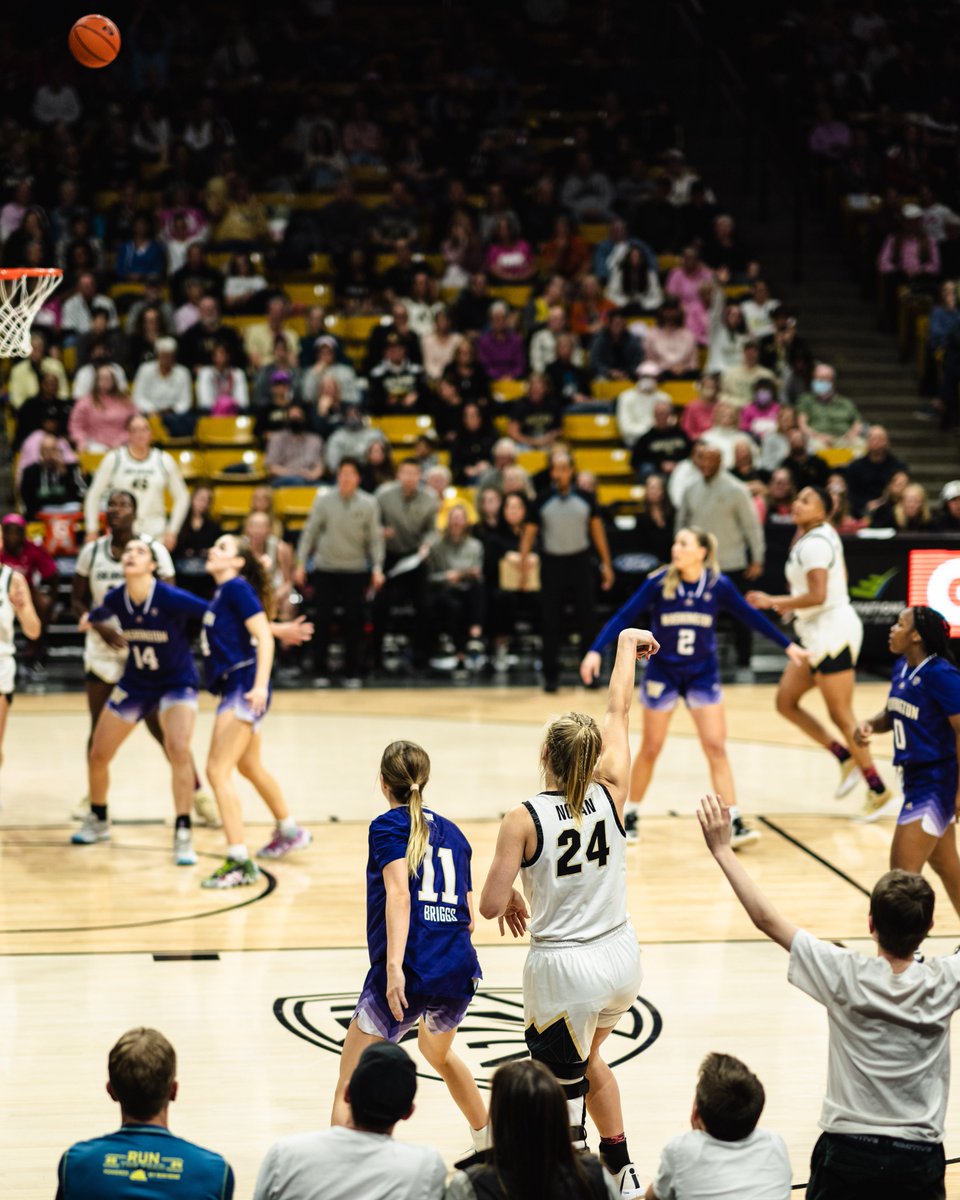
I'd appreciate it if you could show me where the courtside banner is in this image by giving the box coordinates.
[908,549,960,636]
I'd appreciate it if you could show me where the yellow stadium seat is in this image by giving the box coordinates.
[562,412,619,442]
[492,379,527,403]
[516,450,549,475]
[375,254,397,274]
[488,285,533,309]
[816,447,856,469]
[310,253,334,277]
[285,282,333,307]
[372,414,436,445]
[394,447,451,468]
[168,448,204,482]
[358,193,389,209]
[590,379,632,401]
[79,450,106,477]
[195,415,257,447]
[573,447,633,478]
[145,413,192,448]
[657,254,680,273]
[597,483,646,510]
[211,484,257,528]
[661,379,699,407]
[348,314,387,342]
[274,484,320,530]
[202,448,267,481]
[580,224,607,246]
[61,345,77,376]
[493,415,511,436]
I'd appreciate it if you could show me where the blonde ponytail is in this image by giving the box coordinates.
[661,527,719,600]
[542,713,602,825]
[379,741,432,878]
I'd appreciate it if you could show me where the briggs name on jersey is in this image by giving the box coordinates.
[423,903,458,923]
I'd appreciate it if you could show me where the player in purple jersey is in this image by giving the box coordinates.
[581,528,807,848]
[855,606,960,918]
[201,534,312,889]
[331,740,489,1156]
[74,539,208,865]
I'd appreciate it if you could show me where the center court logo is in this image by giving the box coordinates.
[274,988,662,1088]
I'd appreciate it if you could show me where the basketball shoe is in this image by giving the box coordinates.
[173,827,197,866]
[731,816,761,849]
[71,814,110,844]
[193,788,221,827]
[616,1163,644,1198]
[257,826,312,859]
[835,759,863,798]
[856,786,900,823]
[623,809,639,841]
[201,858,261,889]
[71,794,91,820]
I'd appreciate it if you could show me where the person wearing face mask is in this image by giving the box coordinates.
[719,340,776,410]
[616,362,671,445]
[265,403,325,487]
[324,398,388,474]
[739,379,781,442]
[797,363,864,453]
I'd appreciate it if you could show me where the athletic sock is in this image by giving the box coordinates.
[829,741,851,763]
[599,1132,630,1174]
[470,1124,490,1152]
[175,814,191,831]
[279,817,298,837]
[227,843,249,862]
[863,768,886,794]
[727,805,741,822]
[92,804,107,821]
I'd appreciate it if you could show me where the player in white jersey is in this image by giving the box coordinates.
[0,561,40,771]
[70,488,219,826]
[481,627,658,1199]
[747,485,892,818]
[83,414,190,548]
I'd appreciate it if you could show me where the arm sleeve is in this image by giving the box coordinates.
[369,820,409,870]
[83,450,115,532]
[589,575,661,653]
[715,575,791,648]
[152,541,176,581]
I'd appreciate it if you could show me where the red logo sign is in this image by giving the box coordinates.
[908,550,960,635]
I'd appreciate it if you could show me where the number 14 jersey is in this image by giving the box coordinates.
[520,783,628,944]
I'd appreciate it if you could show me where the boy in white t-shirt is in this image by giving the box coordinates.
[697,793,960,1200]
[646,1051,791,1200]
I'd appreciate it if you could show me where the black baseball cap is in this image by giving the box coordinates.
[348,1043,417,1126]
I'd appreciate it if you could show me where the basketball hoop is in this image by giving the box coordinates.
[0,268,63,358]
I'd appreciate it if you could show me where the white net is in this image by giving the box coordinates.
[0,269,63,357]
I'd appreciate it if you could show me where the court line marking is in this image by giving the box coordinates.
[759,816,871,898]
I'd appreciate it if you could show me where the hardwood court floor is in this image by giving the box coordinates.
[3,683,960,1197]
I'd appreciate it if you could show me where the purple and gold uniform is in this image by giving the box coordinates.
[887,654,960,837]
[590,568,791,710]
[201,576,268,728]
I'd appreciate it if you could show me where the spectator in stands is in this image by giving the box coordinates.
[324,398,387,473]
[703,214,757,281]
[20,433,85,518]
[253,1042,442,1200]
[69,366,137,453]
[720,340,777,410]
[681,374,721,440]
[704,401,756,469]
[244,293,299,370]
[877,481,933,532]
[453,271,494,334]
[451,403,496,484]
[127,301,173,369]
[14,371,70,455]
[731,439,765,506]
[179,296,247,371]
[368,332,430,415]
[440,211,484,290]
[780,427,830,492]
[252,337,303,410]
[594,218,650,284]
[676,444,764,672]
[560,152,614,223]
[76,307,127,373]
[665,246,714,345]
[759,305,807,383]
[519,448,614,692]
[161,210,205,277]
[631,399,693,482]
[174,279,206,336]
[254,371,298,442]
[739,378,781,444]
[645,1051,791,1200]
[783,343,815,407]
[170,243,224,308]
[222,251,268,314]
[797,363,864,452]
[485,216,536,283]
[569,275,614,339]
[637,174,681,253]
[475,438,519,496]
[479,182,520,244]
[303,336,361,407]
[509,375,562,451]
[132,337,194,436]
[617,362,671,446]
[931,280,960,432]
[420,307,462,382]
[540,214,590,282]
[72,340,130,402]
[380,238,417,303]
[295,456,384,688]
[680,178,719,247]
[7,331,69,412]
[266,403,325,486]
[706,296,750,377]
[590,309,644,380]
[545,333,593,408]
[196,343,249,414]
[529,305,568,376]
[61,272,118,339]
[210,176,270,248]
[845,425,907,518]
[808,100,852,161]
[428,504,486,672]
[741,279,779,340]
[243,509,295,620]
[877,203,941,329]
[0,513,56,669]
[114,214,165,281]
[33,67,81,127]
[634,472,675,564]
[174,485,222,562]
[342,99,384,166]
[371,179,420,248]
[760,468,796,593]
[360,440,395,493]
[297,308,331,368]
[825,473,867,536]
[935,481,960,533]
[58,1027,234,1200]
[402,271,443,340]
[604,242,663,312]
[365,302,423,370]
[476,302,525,380]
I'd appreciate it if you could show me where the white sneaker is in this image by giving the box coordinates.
[855,788,902,824]
[71,814,110,844]
[192,788,221,828]
[173,827,198,866]
[835,759,863,798]
[71,794,91,821]
[731,816,761,849]
[616,1163,644,1198]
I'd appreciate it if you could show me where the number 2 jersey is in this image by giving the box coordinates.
[887,654,960,767]
[520,782,628,943]
[89,579,208,694]
[365,806,480,998]
[589,568,791,665]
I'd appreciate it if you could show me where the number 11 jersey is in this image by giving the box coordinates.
[520,783,628,944]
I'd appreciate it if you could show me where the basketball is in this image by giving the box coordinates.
[68,14,120,68]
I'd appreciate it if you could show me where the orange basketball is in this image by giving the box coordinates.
[68,14,121,69]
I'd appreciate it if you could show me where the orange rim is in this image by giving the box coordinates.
[0,268,62,279]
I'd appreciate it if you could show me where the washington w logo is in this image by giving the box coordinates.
[274,988,662,1089]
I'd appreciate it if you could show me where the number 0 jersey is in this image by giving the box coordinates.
[520,783,628,944]
[90,579,207,692]
[365,805,480,998]
[887,654,960,767]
